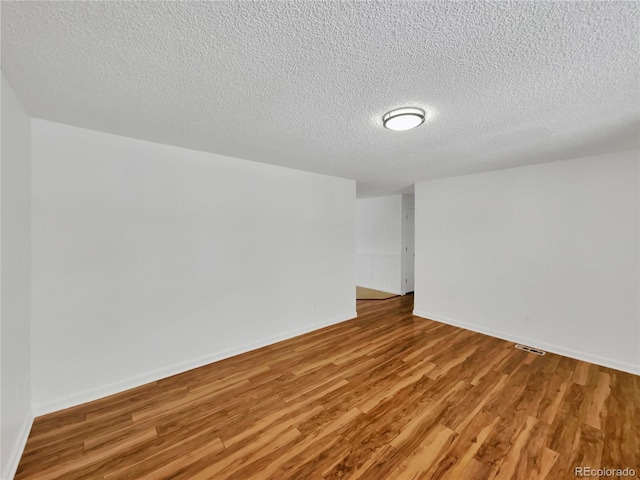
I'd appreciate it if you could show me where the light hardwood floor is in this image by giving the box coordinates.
[16,295,639,479]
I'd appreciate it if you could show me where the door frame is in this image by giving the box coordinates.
[401,205,415,294]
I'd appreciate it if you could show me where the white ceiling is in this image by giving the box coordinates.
[2,1,639,197]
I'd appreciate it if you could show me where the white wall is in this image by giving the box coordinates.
[1,73,33,480]
[356,195,403,294]
[414,150,640,374]
[31,119,356,414]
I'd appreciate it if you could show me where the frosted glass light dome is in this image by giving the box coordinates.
[382,107,425,131]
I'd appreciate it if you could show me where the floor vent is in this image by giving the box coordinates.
[515,344,546,355]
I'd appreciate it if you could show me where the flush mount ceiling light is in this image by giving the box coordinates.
[382,107,426,131]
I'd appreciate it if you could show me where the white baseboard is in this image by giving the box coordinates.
[2,411,34,480]
[32,311,357,416]
[413,310,640,376]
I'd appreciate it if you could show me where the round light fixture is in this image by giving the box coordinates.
[382,107,426,131]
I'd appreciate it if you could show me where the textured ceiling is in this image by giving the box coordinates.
[2,1,639,197]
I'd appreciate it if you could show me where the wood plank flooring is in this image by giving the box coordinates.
[16,295,639,479]
[355,286,398,300]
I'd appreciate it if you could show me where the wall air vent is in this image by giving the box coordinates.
[515,344,546,355]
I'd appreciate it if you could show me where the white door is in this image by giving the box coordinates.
[403,207,415,293]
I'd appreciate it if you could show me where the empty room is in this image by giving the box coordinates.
[1,1,638,479]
